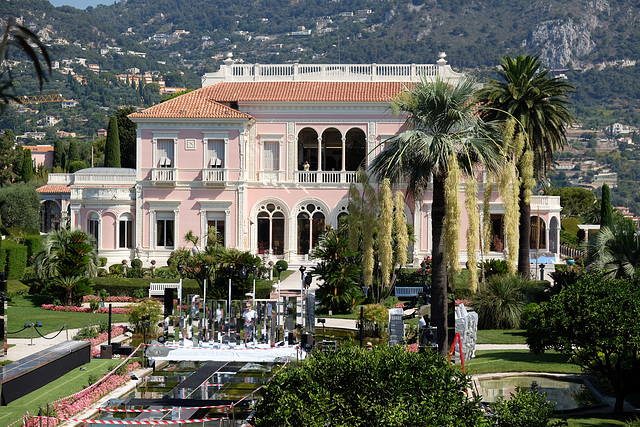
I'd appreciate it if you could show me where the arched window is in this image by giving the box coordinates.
[530,216,547,250]
[297,203,326,254]
[119,213,133,249]
[257,203,285,255]
[345,128,366,171]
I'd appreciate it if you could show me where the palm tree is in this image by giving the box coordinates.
[35,228,99,280]
[477,55,575,278]
[586,218,640,279]
[370,76,504,356]
[0,17,51,107]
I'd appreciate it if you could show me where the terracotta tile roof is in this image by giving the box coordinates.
[37,185,70,194]
[128,90,255,119]
[129,81,407,119]
[25,145,54,152]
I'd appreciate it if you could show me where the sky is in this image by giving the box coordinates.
[48,0,110,9]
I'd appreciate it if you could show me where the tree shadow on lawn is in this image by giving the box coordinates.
[466,350,582,375]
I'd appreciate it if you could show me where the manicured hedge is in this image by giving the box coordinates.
[24,235,42,259]
[92,277,200,297]
[1,240,27,279]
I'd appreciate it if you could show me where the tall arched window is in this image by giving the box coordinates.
[257,203,285,255]
[530,216,547,250]
[297,203,325,254]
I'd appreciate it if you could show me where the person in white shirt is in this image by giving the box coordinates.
[243,303,256,345]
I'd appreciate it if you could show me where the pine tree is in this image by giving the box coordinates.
[104,115,121,167]
[52,139,63,169]
[600,183,613,228]
[22,148,33,183]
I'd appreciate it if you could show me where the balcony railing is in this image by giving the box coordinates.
[202,168,227,184]
[296,171,357,184]
[152,168,176,184]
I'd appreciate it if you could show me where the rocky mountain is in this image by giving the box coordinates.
[2,0,640,71]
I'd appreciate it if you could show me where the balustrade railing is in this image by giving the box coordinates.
[202,168,226,182]
[296,171,356,184]
[152,168,176,182]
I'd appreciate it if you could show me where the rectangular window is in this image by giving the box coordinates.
[119,219,133,248]
[207,219,225,247]
[263,141,279,171]
[207,140,224,168]
[157,139,174,168]
[89,218,99,241]
[157,218,175,247]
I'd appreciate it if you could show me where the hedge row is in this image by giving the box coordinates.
[0,240,28,279]
[91,277,201,296]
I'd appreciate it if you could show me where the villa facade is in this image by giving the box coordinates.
[37,55,561,269]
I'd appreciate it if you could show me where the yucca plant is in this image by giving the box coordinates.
[473,274,527,329]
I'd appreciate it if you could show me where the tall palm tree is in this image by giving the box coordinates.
[370,76,504,356]
[0,17,51,107]
[477,55,575,278]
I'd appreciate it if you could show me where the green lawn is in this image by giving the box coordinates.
[7,295,129,338]
[0,359,119,427]
[476,329,528,344]
[464,349,582,375]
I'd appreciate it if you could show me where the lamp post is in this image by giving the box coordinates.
[275,264,284,341]
[202,264,209,343]
[299,265,306,330]
[227,264,234,340]
[177,263,184,343]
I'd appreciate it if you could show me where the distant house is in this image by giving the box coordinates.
[27,145,54,169]
[44,115,61,127]
[97,129,107,137]
[593,172,618,188]
[55,130,76,138]
[87,64,100,73]
[22,132,46,141]
[607,122,639,135]
[62,99,79,108]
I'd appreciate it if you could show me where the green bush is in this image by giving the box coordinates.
[490,386,567,427]
[560,229,580,248]
[253,346,485,426]
[473,275,527,329]
[127,299,162,332]
[561,217,581,235]
[155,266,180,279]
[109,264,124,277]
[89,299,100,311]
[131,258,142,269]
[91,277,199,297]
[275,259,288,271]
[68,160,88,173]
[24,235,42,261]
[127,267,144,278]
[99,257,107,267]
[2,240,27,279]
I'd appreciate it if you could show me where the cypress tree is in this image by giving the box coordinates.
[600,183,613,228]
[22,149,33,183]
[104,115,121,167]
[68,140,80,164]
[52,139,63,169]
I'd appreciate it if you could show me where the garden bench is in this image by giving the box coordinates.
[394,287,423,298]
[149,282,180,298]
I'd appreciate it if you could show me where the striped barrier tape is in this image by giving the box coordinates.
[145,342,299,351]
[98,404,231,413]
[59,417,225,424]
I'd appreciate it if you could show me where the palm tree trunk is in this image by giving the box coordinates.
[431,176,448,357]
[518,184,531,279]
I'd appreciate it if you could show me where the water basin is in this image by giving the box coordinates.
[473,372,605,412]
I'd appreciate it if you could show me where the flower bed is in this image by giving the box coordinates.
[87,326,128,357]
[23,362,140,426]
[41,304,130,314]
[83,295,164,303]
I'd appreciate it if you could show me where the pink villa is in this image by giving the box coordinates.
[37,55,561,270]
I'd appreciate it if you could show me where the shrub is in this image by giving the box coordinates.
[155,266,180,279]
[109,264,124,277]
[99,257,108,267]
[89,299,100,312]
[473,275,526,329]
[131,258,142,269]
[253,346,485,426]
[489,386,567,427]
[133,288,147,299]
[127,267,144,278]
[362,303,388,338]
[561,217,581,235]
[127,299,162,332]
[275,259,288,271]
[24,235,42,261]
[2,240,27,279]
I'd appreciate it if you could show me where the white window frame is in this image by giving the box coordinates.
[118,213,133,249]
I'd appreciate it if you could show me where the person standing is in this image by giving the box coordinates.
[243,303,256,345]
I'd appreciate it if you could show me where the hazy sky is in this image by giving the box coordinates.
[49,0,110,9]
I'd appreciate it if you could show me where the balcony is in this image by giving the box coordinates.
[152,168,176,185]
[296,171,357,184]
[202,168,227,186]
